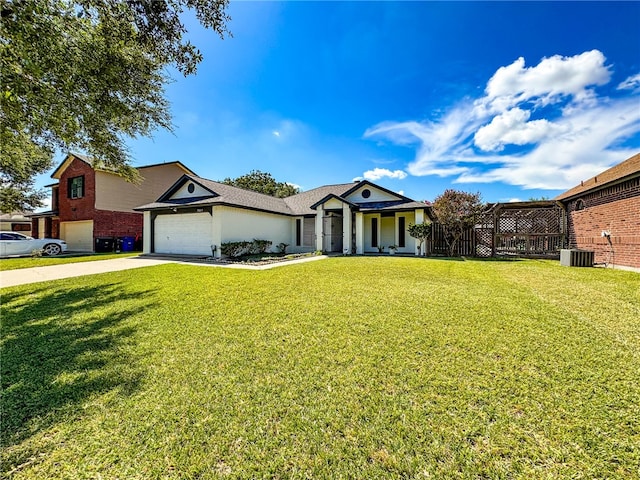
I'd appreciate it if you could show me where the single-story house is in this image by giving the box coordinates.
[135,175,431,256]
[556,152,639,269]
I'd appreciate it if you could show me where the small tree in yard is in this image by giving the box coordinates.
[432,189,484,257]
[408,221,432,256]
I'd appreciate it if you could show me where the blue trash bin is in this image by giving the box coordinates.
[121,236,135,252]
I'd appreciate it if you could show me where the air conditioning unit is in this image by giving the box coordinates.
[560,249,594,267]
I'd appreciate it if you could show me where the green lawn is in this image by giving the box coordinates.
[0,252,139,271]
[2,258,639,478]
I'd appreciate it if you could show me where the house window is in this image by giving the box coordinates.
[371,218,378,247]
[362,189,371,199]
[398,216,405,247]
[68,176,84,199]
[575,199,585,211]
[296,219,302,246]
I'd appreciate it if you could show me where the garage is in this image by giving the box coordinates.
[60,220,94,252]
[154,211,213,255]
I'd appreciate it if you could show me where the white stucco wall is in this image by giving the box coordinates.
[217,206,292,253]
[171,181,211,199]
[363,214,379,252]
[395,212,416,253]
[380,216,395,249]
[324,197,345,210]
[346,185,400,203]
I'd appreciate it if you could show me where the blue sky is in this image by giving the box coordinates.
[42,1,640,204]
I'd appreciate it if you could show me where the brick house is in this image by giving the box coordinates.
[30,153,194,252]
[556,152,640,269]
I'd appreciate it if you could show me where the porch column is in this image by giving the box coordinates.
[315,209,324,252]
[143,211,152,254]
[342,203,352,254]
[414,208,425,255]
[355,212,364,254]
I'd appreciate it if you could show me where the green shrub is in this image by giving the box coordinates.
[220,241,252,258]
[221,239,273,257]
[249,239,272,254]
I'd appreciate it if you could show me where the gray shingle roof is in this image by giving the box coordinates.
[284,183,357,215]
[136,176,428,216]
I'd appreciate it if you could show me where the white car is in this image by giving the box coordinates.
[0,232,68,257]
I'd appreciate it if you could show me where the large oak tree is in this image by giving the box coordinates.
[0,0,230,212]
[222,170,301,198]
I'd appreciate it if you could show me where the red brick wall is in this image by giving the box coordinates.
[566,177,640,268]
[58,158,97,222]
[52,218,59,239]
[93,210,143,239]
[31,219,39,238]
[57,158,145,248]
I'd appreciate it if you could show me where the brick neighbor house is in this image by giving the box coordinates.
[30,153,194,252]
[556,152,640,269]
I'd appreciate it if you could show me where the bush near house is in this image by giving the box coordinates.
[220,239,273,258]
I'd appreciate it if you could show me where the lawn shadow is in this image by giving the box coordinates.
[1,283,152,451]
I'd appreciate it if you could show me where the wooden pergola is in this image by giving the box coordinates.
[428,201,567,258]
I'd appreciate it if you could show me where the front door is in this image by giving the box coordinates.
[323,214,343,252]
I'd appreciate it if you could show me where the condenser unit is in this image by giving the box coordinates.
[560,249,594,267]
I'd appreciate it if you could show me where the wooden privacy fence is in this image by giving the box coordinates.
[426,201,567,258]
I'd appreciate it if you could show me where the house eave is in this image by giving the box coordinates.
[26,210,59,218]
[556,171,640,202]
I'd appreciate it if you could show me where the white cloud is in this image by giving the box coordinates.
[481,50,610,113]
[474,108,565,152]
[363,168,408,181]
[365,50,640,190]
[272,130,280,137]
[618,73,640,92]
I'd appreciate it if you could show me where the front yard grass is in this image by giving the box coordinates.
[0,252,139,271]
[2,258,639,478]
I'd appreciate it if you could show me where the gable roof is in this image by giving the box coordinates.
[139,175,294,215]
[136,176,430,216]
[341,179,416,203]
[556,152,640,201]
[50,152,195,179]
[284,183,356,215]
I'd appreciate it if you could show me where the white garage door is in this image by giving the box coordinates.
[60,220,94,252]
[154,212,213,255]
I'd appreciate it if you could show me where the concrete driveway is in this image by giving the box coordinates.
[0,257,171,288]
[1,254,328,288]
